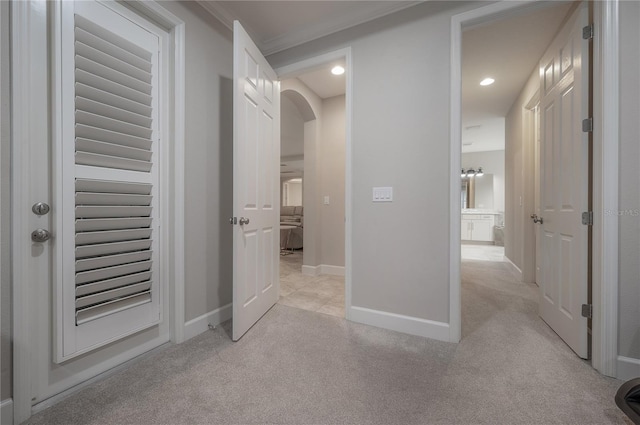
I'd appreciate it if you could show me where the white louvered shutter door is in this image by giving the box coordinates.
[55,0,162,361]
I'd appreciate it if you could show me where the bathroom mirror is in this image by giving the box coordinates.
[461,174,493,209]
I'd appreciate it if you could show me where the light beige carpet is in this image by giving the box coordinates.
[25,258,628,424]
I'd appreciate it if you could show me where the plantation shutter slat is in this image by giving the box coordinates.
[75,240,152,259]
[75,97,152,127]
[76,70,152,105]
[55,0,162,361]
[76,281,152,308]
[75,228,152,245]
[76,139,152,163]
[76,292,152,325]
[76,217,152,232]
[75,205,152,218]
[76,271,152,296]
[76,83,152,117]
[74,27,152,73]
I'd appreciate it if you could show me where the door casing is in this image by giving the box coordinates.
[11,1,186,422]
[275,47,354,319]
[449,0,620,377]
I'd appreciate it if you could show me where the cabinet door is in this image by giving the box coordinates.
[471,219,494,241]
[461,219,473,240]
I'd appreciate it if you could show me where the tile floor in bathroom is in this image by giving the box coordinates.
[278,251,345,318]
[461,243,505,262]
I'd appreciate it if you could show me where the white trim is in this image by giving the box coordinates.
[183,304,233,342]
[1,399,13,425]
[450,0,619,374]
[12,1,186,421]
[449,10,462,344]
[300,264,345,277]
[197,1,419,56]
[503,255,524,281]
[591,0,619,378]
[301,265,319,277]
[617,356,640,381]
[11,1,48,422]
[274,47,353,321]
[450,0,545,347]
[125,0,188,348]
[31,342,170,415]
[349,306,450,342]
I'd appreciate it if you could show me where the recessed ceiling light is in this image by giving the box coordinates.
[331,65,345,76]
[480,78,495,86]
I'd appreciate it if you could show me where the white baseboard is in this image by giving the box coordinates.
[301,264,345,277]
[349,306,450,342]
[301,265,318,276]
[1,399,12,425]
[617,356,640,381]
[503,255,523,281]
[319,265,344,276]
[183,303,232,341]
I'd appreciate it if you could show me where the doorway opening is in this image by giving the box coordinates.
[456,1,593,355]
[277,57,348,319]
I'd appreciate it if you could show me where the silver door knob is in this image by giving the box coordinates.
[530,214,543,224]
[31,228,51,242]
[32,202,50,215]
[239,217,250,225]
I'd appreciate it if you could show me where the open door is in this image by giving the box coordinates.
[537,3,589,358]
[232,21,280,341]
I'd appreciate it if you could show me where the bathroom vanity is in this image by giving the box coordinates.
[461,210,501,243]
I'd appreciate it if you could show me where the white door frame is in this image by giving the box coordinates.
[449,0,619,377]
[11,1,185,422]
[275,47,353,319]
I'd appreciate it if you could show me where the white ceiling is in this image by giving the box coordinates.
[461,2,572,153]
[198,1,420,56]
[196,1,572,155]
[297,59,346,99]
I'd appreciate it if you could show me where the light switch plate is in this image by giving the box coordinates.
[373,187,393,202]
[323,196,330,205]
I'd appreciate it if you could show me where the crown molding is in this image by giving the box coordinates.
[196,1,421,56]
[196,0,233,30]
[261,1,421,55]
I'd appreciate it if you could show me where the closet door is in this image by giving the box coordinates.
[54,0,162,361]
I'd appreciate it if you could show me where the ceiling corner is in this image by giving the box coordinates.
[196,1,234,30]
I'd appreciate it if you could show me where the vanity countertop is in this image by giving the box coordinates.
[461,210,502,215]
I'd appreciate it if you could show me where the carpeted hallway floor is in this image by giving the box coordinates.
[25,255,629,424]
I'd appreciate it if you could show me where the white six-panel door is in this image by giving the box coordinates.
[233,21,280,341]
[538,3,589,358]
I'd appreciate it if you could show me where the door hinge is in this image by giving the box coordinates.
[229,217,237,225]
[582,118,593,133]
[582,24,594,40]
[581,303,592,319]
[581,211,593,226]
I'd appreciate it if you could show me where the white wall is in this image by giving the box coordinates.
[504,68,538,280]
[281,93,305,158]
[160,2,234,323]
[618,0,640,368]
[270,2,481,326]
[319,95,346,268]
[462,150,505,212]
[281,79,322,270]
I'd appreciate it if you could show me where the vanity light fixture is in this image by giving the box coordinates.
[462,167,485,178]
[480,77,495,86]
[331,65,345,75]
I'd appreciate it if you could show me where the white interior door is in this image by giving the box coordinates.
[538,2,589,358]
[233,21,280,341]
